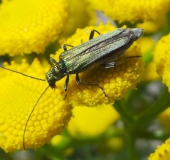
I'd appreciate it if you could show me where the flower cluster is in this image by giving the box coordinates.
[0,0,170,160]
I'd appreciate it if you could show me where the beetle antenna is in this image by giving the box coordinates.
[23,85,50,150]
[125,55,141,59]
[0,65,46,81]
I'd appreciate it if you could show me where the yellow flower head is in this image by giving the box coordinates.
[148,139,170,160]
[137,17,166,33]
[67,104,119,137]
[159,108,170,133]
[55,22,144,107]
[137,37,160,81]
[88,0,170,23]
[153,33,170,90]
[60,0,95,37]
[143,61,160,81]
[0,59,72,152]
[138,37,155,54]
[0,0,68,56]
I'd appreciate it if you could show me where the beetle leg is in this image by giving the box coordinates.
[103,55,141,68]
[76,73,109,98]
[89,30,101,40]
[103,62,116,68]
[64,75,69,91]
[126,55,141,59]
[49,57,58,66]
[64,75,69,98]
[62,44,74,51]
[63,75,69,99]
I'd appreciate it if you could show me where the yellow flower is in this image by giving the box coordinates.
[0,59,72,152]
[0,0,68,56]
[148,139,170,160]
[153,33,170,89]
[143,61,160,81]
[88,0,170,23]
[51,135,74,156]
[60,0,95,37]
[51,135,63,146]
[159,108,170,133]
[138,37,155,54]
[137,17,166,33]
[67,104,119,137]
[95,137,123,154]
[55,22,144,107]
[137,37,160,81]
